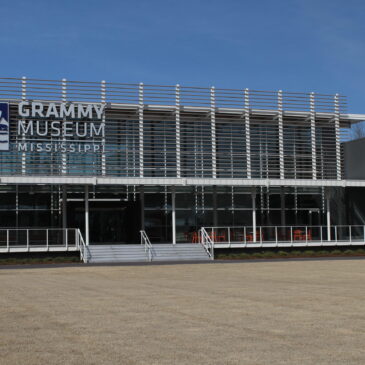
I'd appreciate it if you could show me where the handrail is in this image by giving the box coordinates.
[203,225,365,229]
[0,228,80,253]
[76,229,88,263]
[200,227,214,260]
[140,230,153,262]
[0,227,87,262]
[200,225,365,247]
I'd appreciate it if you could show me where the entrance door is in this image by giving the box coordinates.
[67,200,141,244]
[89,202,125,244]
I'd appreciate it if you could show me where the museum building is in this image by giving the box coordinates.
[0,77,365,259]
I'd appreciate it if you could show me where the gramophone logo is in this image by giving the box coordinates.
[0,103,9,151]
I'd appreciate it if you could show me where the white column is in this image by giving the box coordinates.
[252,189,256,243]
[310,92,317,180]
[175,84,181,178]
[140,186,145,230]
[101,80,106,175]
[334,94,341,180]
[326,189,331,241]
[85,185,89,246]
[172,187,176,244]
[21,77,26,175]
[278,90,284,179]
[244,88,251,179]
[210,86,217,178]
[139,83,144,178]
[62,185,67,246]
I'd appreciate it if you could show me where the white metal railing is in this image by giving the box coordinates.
[76,229,89,263]
[201,225,365,247]
[0,228,82,253]
[140,230,153,261]
[200,227,214,259]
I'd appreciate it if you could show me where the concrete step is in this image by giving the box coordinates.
[89,258,148,263]
[87,245,147,263]
[151,244,210,261]
[85,244,211,263]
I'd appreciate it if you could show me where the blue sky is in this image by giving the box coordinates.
[1,0,365,112]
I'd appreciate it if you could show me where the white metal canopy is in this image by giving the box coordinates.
[0,175,365,187]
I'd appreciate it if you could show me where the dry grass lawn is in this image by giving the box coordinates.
[1,260,365,364]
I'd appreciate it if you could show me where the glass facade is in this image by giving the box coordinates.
[0,184,354,244]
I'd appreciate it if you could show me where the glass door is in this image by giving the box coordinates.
[89,202,126,244]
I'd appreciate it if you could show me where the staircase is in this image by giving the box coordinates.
[86,243,211,263]
[87,245,147,263]
[152,244,211,262]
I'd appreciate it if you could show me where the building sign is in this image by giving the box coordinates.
[16,102,105,153]
[0,103,10,151]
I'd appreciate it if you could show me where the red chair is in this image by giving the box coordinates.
[293,229,304,241]
[246,233,253,242]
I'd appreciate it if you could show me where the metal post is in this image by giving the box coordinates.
[260,227,262,245]
[320,226,323,243]
[310,92,317,180]
[65,229,68,250]
[278,90,284,180]
[244,88,251,179]
[326,192,331,241]
[85,186,89,246]
[290,226,293,245]
[21,77,27,175]
[211,86,217,179]
[280,186,286,239]
[140,186,145,230]
[61,78,67,175]
[6,229,9,252]
[27,229,29,251]
[228,227,231,246]
[175,84,181,178]
[46,229,49,251]
[62,185,67,247]
[244,226,247,244]
[139,83,144,178]
[334,94,341,180]
[172,187,176,244]
[252,189,256,242]
[275,226,278,246]
[101,80,106,175]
